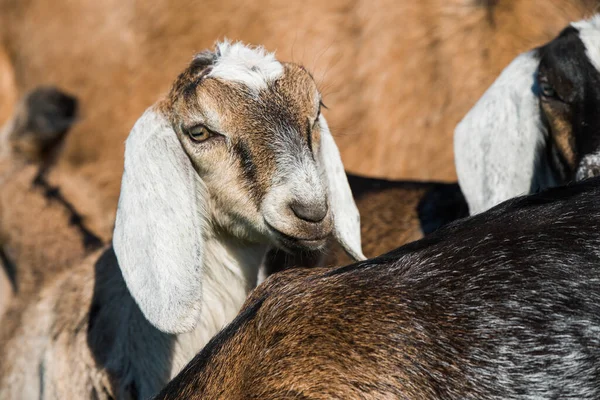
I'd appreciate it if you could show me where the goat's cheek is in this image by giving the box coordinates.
[543,102,576,170]
[189,143,226,177]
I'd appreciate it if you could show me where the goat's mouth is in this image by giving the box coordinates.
[265,221,329,252]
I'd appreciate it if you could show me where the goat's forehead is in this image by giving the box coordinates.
[164,42,320,131]
[208,41,284,90]
[172,64,319,126]
[206,42,317,92]
[200,63,318,104]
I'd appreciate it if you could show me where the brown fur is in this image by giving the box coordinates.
[0,46,16,132]
[0,248,116,399]
[543,100,577,170]
[0,257,11,320]
[1,0,597,238]
[162,62,318,206]
[158,265,447,399]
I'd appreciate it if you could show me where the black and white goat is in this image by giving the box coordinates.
[455,16,600,214]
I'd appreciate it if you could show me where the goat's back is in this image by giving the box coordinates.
[156,179,600,399]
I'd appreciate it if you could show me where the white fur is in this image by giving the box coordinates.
[318,116,365,260]
[113,108,208,334]
[208,40,284,90]
[115,237,264,397]
[572,16,600,73]
[454,51,557,215]
[168,234,265,377]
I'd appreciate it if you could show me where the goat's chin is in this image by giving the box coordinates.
[210,207,268,243]
[264,220,330,253]
[272,234,328,253]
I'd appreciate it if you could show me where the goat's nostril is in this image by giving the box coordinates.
[290,201,328,223]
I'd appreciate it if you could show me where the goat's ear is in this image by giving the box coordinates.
[454,51,557,215]
[318,116,365,261]
[113,108,207,334]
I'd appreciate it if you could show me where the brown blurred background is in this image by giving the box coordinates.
[1,0,599,239]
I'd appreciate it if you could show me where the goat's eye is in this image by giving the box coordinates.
[187,125,212,142]
[540,81,557,99]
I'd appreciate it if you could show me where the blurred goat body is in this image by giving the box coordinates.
[157,177,600,400]
[0,87,99,321]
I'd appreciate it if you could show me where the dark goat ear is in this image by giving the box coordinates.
[189,51,216,75]
[23,87,78,136]
[7,86,78,161]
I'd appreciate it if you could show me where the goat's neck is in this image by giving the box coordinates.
[169,231,266,375]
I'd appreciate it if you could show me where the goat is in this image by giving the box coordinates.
[156,176,600,400]
[0,87,101,320]
[456,15,600,214]
[2,0,598,235]
[0,41,364,399]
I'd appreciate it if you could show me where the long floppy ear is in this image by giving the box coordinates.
[318,116,365,261]
[113,108,207,334]
[454,51,557,215]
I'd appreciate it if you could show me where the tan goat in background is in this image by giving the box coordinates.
[1,0,598,239]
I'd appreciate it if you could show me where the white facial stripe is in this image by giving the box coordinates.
[208,40,284,91]
[572,16,600,73]
[271,126,322,190]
